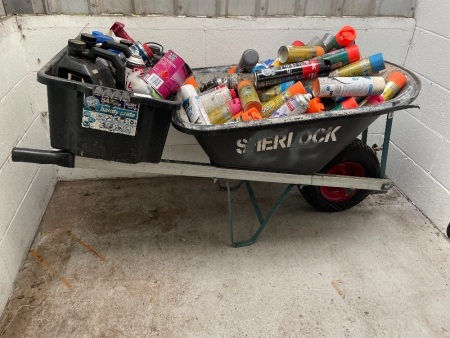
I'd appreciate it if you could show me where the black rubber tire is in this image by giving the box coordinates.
[299,139,380,212]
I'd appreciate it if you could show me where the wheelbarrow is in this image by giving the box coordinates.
[11,50,421,247]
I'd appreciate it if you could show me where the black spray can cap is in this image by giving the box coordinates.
[237,49,259,73]
[80,33,98,48]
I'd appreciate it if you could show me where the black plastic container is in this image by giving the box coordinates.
[172,63,420,174]
[38,47,181,163]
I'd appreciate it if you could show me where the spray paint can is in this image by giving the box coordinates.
[313,77,386,97]
[184,76,199,93]
[257,81,295,102]
[314,45,360,71]
[329,53,385,77]
[129,41,155,66]
[198,73,254,92]
[237,80,262,112]
[261,82,306,118]
[278,46,324,63]
[270,93,312,118]
[236,49,260,73]
[251,59,275,73]
[322,26,357,53]
[359,95,385,107]
[381,72,407,101]
[307,36,325,48]
[200,86,236,114]
[331,97,359,110]
[181,84,210,125]
[125,54,146,91]
[142,50,191,99]
[254,59,331,89]
[208,99,242,124]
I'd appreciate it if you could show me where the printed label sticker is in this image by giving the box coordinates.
[82,86,140,136]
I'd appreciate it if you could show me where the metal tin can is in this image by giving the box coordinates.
[125,55,146,91]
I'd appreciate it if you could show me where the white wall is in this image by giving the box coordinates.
[386,0,450,233]
[0,16,57,313]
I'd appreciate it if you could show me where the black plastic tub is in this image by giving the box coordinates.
[37,47,181,164]
[172,62,420,174]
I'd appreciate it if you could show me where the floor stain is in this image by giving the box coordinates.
[67,229,106,262]
[30,250,72,289]
[331,279,346,299]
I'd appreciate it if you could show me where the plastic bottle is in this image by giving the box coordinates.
[329,53,385,77]
[322,26,357,53]
[381,72,407,101]
[278,46,324,63]
[208,99,242,124]
[57,39,119,88]
[270,93,312,118]
[313,76,386,97]
[236,49,260,73]
[314,45,360,70]
[237,80,262,112]
[331,97,359,110]
[181,84,210,124]
[200,86,236,114]
[260,82,306,118]
[257,81,295,102]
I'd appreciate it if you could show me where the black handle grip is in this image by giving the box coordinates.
[89,47,126,90]
[12,148,75,168]
[100,40,133,58]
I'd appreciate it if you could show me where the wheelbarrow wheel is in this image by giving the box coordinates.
[299,139,380,212]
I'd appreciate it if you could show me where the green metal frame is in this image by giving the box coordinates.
[226,180,295,247]
[223,113,395,247]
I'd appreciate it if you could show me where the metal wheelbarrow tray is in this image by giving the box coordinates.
[172,62,420,175]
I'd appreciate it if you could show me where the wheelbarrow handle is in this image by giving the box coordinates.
[11,148,75,168]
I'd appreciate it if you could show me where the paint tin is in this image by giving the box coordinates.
[313,77,386,98]
[257,81,295,102]
[142,50,192,99]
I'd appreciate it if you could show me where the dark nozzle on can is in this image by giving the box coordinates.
[67,39,86,55]
[307,36,325,48]
[237,49,259,73]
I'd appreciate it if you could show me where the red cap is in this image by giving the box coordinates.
[345,44,360,63]
[292,40,305,46]
[306,98,324,113]
[335,26,357,47]
[386,71,407,89]
[340,97,359,110]
[110,22,135,43]
[231,108,262,121]
[287,81,307,96]
[229,89,237,99]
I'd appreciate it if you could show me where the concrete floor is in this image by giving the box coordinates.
[0,177,449,337]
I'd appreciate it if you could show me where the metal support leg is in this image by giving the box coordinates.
[226,180,294,247]
[361,128,368,144]
[380,113,394,179]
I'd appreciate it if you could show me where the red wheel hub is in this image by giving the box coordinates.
[320,162,366,202]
